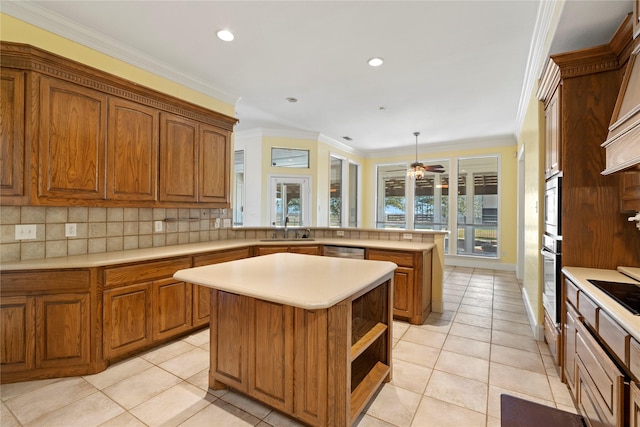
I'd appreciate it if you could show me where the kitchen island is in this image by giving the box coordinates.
[173,252,397,427]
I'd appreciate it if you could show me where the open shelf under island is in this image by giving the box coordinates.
[173,252,397,427]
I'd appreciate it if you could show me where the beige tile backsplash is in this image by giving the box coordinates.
[0,205,438,262]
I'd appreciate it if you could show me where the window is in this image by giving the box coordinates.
[329,156,360,227]
[456,157,499,257]
[233,150,244,226]
[330,156,342,227]
[271,148,309,168]
[376,164,407,229]
[413,162,450,251]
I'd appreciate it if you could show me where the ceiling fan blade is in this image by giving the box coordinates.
[424,165,445,173]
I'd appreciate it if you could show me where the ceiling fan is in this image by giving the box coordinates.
[407,132,445,178]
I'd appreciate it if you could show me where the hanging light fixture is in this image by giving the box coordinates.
[408,132,425,179]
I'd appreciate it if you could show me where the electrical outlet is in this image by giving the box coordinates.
[223,218,231,228]
[402,233,413,240]
[65,223,77,237]
[154,220,163,232]
[336,230,344,236]
[214,218,221,229]
[15,224,37,240]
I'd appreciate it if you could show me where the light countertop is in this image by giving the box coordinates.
[173,252,397,310]
[562,266,640,341]
[0,239,435,271]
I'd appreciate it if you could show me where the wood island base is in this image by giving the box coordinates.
[208,279,392,427]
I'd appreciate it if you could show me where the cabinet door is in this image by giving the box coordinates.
[38,76,107,200]
[107,97,158,201]
[248,299,294,413]
[103,283,153,360]
[0,69,26,199]
[620,171,640,213]
[199,123,230,204]
[631,382,640,427]
[392,267,414,319]
[35,293,90,369]
[544,89,561,178]
[255,246,289,256]
[159,113,198,202]
[564,302,578,394]
[0,296,35,373]
[152,278,192,341]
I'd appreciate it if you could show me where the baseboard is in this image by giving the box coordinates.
[432,299,444,314]
[521,286,544,341]
[444,255,516,271]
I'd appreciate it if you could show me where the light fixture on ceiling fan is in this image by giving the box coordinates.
[407,132,445,179]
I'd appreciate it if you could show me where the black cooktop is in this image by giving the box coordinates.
[587,279,640,315]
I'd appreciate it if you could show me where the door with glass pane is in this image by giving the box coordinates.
[376,165,407,228]
[269,176,311,227]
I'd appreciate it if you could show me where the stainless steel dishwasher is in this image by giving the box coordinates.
[323,245,365,259]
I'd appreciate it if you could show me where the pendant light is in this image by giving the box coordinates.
[407,132,425,179]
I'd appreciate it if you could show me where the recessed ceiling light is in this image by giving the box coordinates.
[286,97,298,103]
[368,57,384,67]
[217,30,234,42]
[342,136,353,141]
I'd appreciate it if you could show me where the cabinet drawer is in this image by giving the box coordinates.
[630,338,640,381]
[575,320,625,427]
[578,292,598,329]
[543,310,559,363]
[598,309,630,366]
[104,257,191,287]
[565,278,579,309]
[193,248,251,266]
[367,249,414,267]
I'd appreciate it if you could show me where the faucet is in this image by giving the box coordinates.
[284,216,290,238]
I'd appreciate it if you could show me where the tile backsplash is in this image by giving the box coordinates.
[0,205,438,262]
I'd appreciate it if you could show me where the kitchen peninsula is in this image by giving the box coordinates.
[173,253,396,427]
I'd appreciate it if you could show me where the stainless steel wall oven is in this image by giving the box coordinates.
[542,175,562,325]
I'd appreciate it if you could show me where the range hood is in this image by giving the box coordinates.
[602,37,640,175]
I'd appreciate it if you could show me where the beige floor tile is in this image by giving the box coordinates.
[492,309,529,325]
[442,293,463,303]
[491,329,539,352]
[402,327,447,349]
[457,304,493,317]
[185,369,228,398]
[490,344,545,374]
[492,318,533,337]
[159,347,210,379]
[443,301,460,312]
[411,396,486,427]
[24,391,123,427]
[220,390,273,419]
[1,402,20,427]
[434,350,489,382]
[454,312,493,329]
[364,383,422,427]
[393,321,410,339]
[102,366,182,409]
[140,339,196,365]
[464,290,494,300]
[84,357,154,390]
[0,377,62,402]
[442,335,491,360]
[179,399,260,426]
[262,409,307,427]
[389,359,432,394]
[489,363,552,400]
[182,328,210,347]
[130,382,215,426]
[424,370,488,413]
[492,301,524,313]
[99,411,147,427]
[443,288,466,297]
[548,376,576,408]
[449,322,491,343]
[487,415,501,427]
[4,377,97,424]
[354,414,397,426]
[461,297,493,308]
[414,318,453,334]
[392,341,441,368]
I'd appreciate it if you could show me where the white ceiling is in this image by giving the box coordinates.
[3,0,633,154]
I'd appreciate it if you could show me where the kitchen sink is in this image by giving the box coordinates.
[259,238,315,242]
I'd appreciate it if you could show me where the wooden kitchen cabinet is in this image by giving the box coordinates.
[0,68,26,202]
[103,257,192,361]
[366,248,431,324]
[192,247,251,327]
[37,76,107,202]
[107,97,158,201]
[563,300,579,395]
[543,88,561,178]
[620,171,640,212]
[631,382,640,427]
[255,245,321,256]
[1,41,237,208]
[0,269,99,384]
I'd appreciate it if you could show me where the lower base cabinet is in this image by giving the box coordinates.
[152,278,192,341]
[631,382,640,427]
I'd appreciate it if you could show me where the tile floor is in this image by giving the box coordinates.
[0,266,578,426]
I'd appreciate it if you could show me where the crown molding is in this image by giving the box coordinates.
[1,1,239,105]
[366,134,516,159]
[235,128,365,157]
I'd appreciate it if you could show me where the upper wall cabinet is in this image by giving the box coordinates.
[0,68,26,203]
[0,42,237,208]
